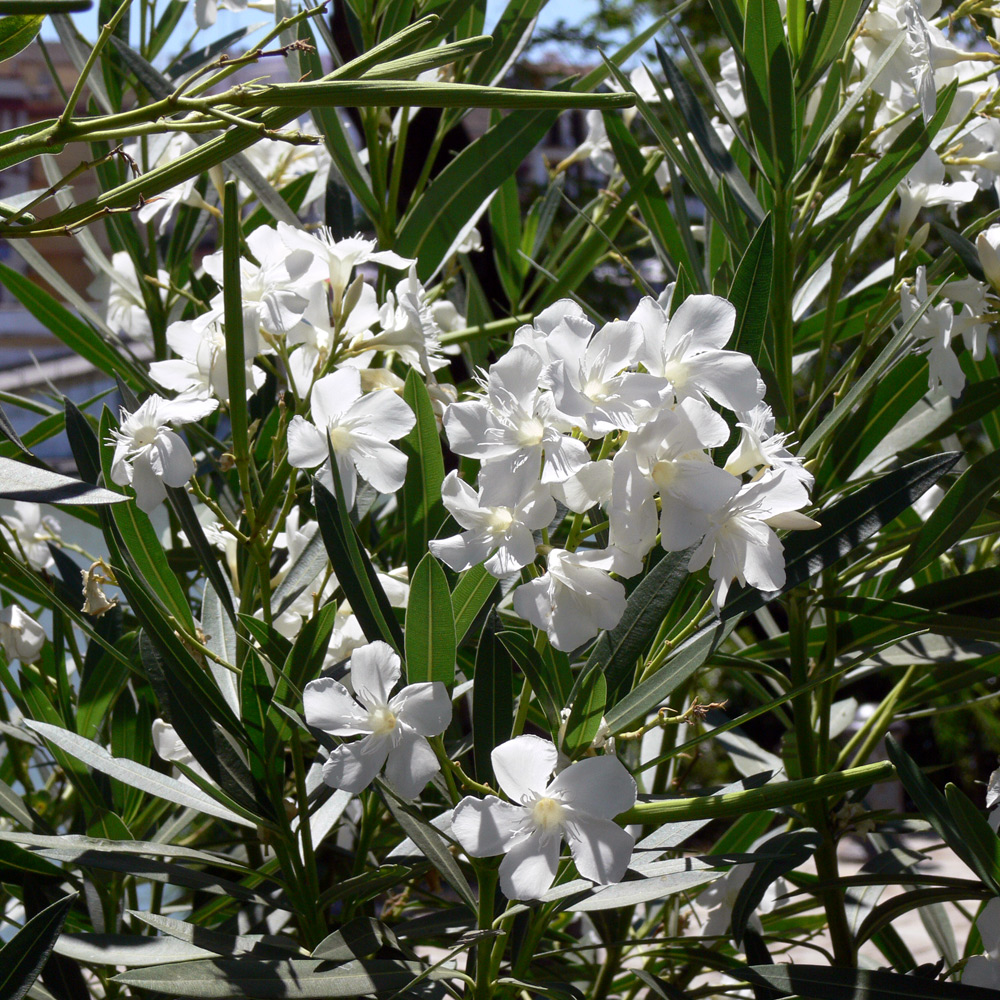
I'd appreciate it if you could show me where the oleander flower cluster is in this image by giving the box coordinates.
[433,293,817,649]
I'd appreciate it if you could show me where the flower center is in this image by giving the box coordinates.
[531,796,566,833]
[584,377,610,402]
[368,705,397,735]
[651,459,677,491]
[516,417,544,447]
[660,359,689,389]
[486,507,514,533]
[328,425,354,453]
[133,425,158,448]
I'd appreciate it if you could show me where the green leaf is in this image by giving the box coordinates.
[0,841,64,881]
[452,564,499,644]
[886,735,1000,896]
[737,963,1000,1000]
[743,0,798,183]
[798,0,872,91]
[24,720,257,828]
[284,602,339,692]
[271,526,329,618]
[656,40,764,226]
[223,180,250,476]
[490,167,525,305]
[0,892,75,1000]
[0,13,42,62]
[584,550,693,701]
[944,782,1000,897]
[0,455,125,504]
[562,668,606,760]
[893,449,1000,584]
[932,222,985,282]
[141,632,266,819]
[397,104,561,281]
[603,112,688,278]
[731,829,821,944]
[313,479,404,654]
[166,484,237,627]
[404,554,456,687]
[473,613,513,785]
[727,213,773,366]
[497,630,561,730]
[721,453,961,621]
[381,793,477,911]
[113,958,444,998]
[400,370,447,573]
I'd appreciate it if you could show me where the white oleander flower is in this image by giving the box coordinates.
[611,397,739,559]
[963,898,1000,989]
[724,403,813,484]
[108,395,217,513]
[303,641,452,798]
[442,345,591,503]
[150,311,265,405]
[513,546,642,651]
[451,735,636,900]
[202,225,311,342]
[631,294,765,413]
[93,251,170,342]
[1,501,60,571]
[429,466,556,577]
[286,368,415,510]
[127,133,215,234]
[0,605,45,663]
[900,266,966,397]
[278,224,412,318]
[688,469,819,611]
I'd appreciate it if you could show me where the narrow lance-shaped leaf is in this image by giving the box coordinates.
[721,453,961,621]
[404,554,456,687]
[892,449,1000,585]
[727,213,773,366]
[400,370,447,573]
[886,735,1000,896]
[0,456,126,505]
[743,0,798,183]
[0,892,76,1000]
[473,612,513,786]
[585,550,693,700]
[24,721,257,828]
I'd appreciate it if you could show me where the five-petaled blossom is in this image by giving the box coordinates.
[451,735,636,900]
[303,641,452,799]
[109,395,217,512]
[286,368,415,510]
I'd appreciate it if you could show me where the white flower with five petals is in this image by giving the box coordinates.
[303,641,451,799]
[109,395,217,513]
[1,502,60,571]
[286,368,415,510]
[451,735,636,900]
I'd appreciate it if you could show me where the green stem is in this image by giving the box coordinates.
[59,0,131,126]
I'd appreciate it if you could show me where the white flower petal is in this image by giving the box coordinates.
[321,734,391,793]
[499,830,561,899]
[287,416,329,469]
[547,755,636,818]
[391,682,452,737]
[303,677,371,735]
[452,795,526,857]
[383,729,440,798]
[491,734,558,801]
[349,641,400,707]
[564,814,634,885]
